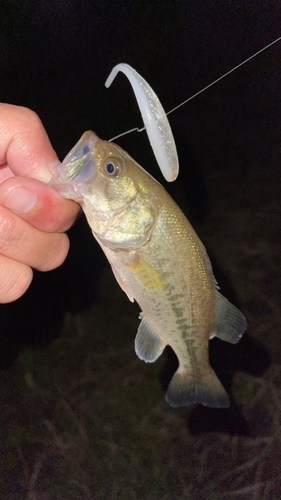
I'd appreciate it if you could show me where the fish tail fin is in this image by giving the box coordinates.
[165,369,230,408]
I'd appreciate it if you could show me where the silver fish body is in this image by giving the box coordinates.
[52,131,247,408]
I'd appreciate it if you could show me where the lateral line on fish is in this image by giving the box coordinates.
[158,222,196,375]
[108,36,281,143]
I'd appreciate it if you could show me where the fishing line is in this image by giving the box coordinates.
[108,36,281,143]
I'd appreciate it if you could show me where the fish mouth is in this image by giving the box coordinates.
[59,131,98,182]
[50,131,98,200]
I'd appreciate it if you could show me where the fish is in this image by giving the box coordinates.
[51,130,247,408]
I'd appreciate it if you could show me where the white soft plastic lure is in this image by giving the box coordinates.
[105,63,179,182]
[105,37,281,183]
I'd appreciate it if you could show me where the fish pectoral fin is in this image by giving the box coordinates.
[111,265,135,303]
[213,291,247,344]
[135,314,166,363]
[126,257,167,291]
[165,369,230,408]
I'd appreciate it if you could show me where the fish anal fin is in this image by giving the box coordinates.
[165,369,230,408]
[214,291,247,344]
[126,257,167,291]
[135,314,166,363]
[111,265,134,302]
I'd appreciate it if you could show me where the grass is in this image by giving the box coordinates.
[1,273,281,500]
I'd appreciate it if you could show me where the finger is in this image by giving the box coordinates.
[0,206,70,271]
[0,176,81,233]
[0,254,33,303]
[0,163,14,184]
[0,103,60,183]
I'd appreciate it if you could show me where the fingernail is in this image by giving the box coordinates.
[32,160,61,184]
[4,187,38,214]
[48,159,62,176]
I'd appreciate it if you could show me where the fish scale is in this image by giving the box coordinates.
[52,131,247,408]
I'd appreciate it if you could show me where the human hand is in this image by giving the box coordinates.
[0,104,80,303]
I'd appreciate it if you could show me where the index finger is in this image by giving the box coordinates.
[0,103,60,184]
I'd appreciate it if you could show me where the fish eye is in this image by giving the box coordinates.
[103,158,122,177]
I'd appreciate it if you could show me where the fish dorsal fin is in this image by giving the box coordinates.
[197,239,219,289]
[213,291,247,344]
[135,313,166,363]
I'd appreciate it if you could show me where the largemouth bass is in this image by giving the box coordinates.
[52,131,247,408]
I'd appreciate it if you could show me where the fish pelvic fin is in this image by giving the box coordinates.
[165,369,230,408]
[213,292,247,344]
[135,314,166,363]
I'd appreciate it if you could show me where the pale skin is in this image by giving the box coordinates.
[0,104,80,303]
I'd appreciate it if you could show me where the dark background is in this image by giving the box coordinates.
[0,0,280,360]
[0,1,281,499]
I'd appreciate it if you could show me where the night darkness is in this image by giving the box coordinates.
[0,2,281,499]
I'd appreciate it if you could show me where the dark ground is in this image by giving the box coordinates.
[0,2,281,499]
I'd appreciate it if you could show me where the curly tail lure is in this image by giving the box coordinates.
[105,36,281,181]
